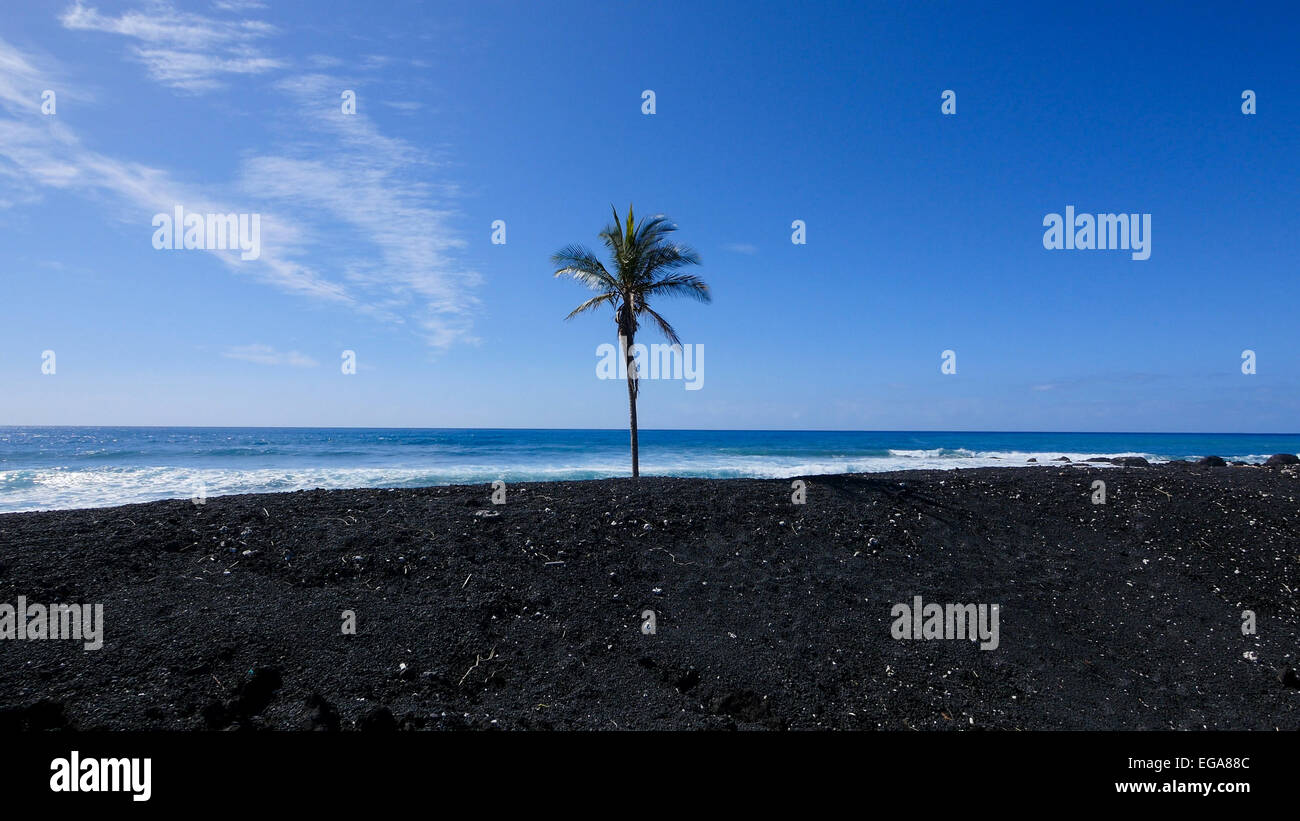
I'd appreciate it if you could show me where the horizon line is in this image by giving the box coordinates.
[2,425,1299,437]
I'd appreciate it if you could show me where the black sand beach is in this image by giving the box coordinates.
[1,463,1297,731]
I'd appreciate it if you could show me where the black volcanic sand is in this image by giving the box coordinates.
[1,464,1298,731]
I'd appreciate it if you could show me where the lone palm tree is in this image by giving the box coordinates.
[553,205,711,478]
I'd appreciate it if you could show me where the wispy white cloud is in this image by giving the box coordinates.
[0,39,352,302]
[4,12,479,349]
[0,41,45,113]
[132,48,280,91]
[305,53,343,69]
[212,0,268,11]
[59,1,281,91]
[359,54,393,70]
[244,72,480,347]
[222,344,319,367]
[382,100,424,113]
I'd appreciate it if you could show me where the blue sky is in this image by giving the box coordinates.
[2,0,1297,431]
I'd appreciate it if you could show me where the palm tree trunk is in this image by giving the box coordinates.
[624,331,639,478]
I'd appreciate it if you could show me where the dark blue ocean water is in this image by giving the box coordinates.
[1,427,1296,513]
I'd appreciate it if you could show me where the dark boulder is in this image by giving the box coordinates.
[1112,456,1150,467]
[232,666,282,719]
[358,706,397,732]
[1264,453,1299,466]
[1197,456,1227,467]
[303,693,340,731]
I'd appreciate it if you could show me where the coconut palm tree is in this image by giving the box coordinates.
[553,205,711,478]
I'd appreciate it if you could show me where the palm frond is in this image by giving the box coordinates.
[635,302,681,347]
[552,244,618,291]
[641,272,711,303]
[564,291,617,321]
[599,205,627,271]
[636,243,701,283]
[633,215,675,248]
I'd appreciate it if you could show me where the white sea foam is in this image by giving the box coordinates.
[0,448,1189,513]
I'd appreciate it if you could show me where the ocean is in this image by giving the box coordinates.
[1,426,1296,513]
